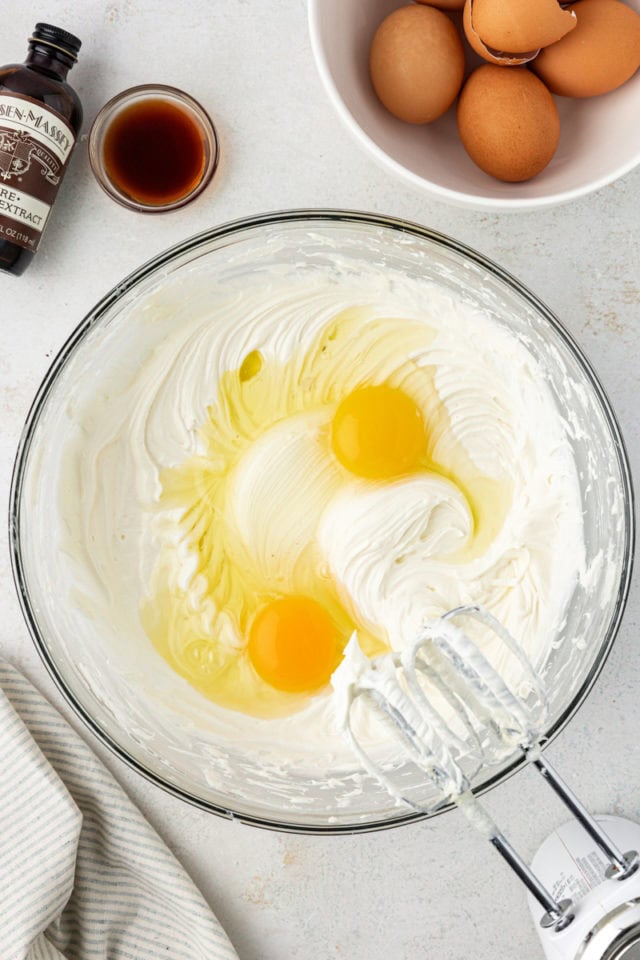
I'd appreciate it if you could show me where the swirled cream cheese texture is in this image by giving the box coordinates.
[57,263,585,764]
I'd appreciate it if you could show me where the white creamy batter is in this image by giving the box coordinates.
[49,257,587,784]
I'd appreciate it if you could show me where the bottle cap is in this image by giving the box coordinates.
[30,23,82,63]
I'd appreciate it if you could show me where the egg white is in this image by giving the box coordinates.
[53,261,585,764]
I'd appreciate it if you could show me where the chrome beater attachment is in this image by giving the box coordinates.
[333,606,639,934]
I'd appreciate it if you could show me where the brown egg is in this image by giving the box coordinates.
[472,0,576,53]
[370,5,465,123]
[457,65,560,181]
[533,0,640,97]
[415,0,465,10]
[463,0,538,65]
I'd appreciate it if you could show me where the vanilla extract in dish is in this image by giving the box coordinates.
[101,98,207,207]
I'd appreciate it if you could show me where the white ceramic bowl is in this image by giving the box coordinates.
[308,0,640,211]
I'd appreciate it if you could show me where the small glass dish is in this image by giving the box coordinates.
[88,83,219,213]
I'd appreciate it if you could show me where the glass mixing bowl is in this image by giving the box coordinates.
[10,210,634,834]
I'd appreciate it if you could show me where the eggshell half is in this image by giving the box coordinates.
[457,65,560,181]
[533,0,640,97]
[463,0,539,65]
[472,0,577,53]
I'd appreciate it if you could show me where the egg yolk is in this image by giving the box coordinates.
[330,384,425,479]
[248,596,339,693]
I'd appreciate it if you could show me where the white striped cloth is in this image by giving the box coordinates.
[0,662,239,960]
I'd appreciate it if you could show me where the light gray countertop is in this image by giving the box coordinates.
[2,3,639,958]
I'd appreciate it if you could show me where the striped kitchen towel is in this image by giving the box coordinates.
[0,662,239,960]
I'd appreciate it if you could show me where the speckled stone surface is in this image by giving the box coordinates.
[1,3,639,958]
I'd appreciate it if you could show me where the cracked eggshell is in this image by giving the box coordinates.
[533,0,640,97]
[472,0,577,53]
[463,0,538,65]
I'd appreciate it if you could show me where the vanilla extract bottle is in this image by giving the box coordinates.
[0,23,82,276]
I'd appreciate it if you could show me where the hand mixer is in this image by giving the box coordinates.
[333,606,640,960]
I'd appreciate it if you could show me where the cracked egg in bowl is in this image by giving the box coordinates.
[11,212,633,831]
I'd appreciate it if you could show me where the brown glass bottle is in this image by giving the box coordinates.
[0,24,83,276]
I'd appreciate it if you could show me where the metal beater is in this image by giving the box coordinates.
[333,605,639,938]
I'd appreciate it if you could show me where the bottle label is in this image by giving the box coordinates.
[0,92,75,253]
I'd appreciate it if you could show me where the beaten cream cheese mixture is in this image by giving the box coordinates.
[58,262,585,765]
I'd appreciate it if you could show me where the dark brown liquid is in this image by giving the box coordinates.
[102,99,206,206]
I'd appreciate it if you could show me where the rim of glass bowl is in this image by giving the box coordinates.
[9,209,635,836]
